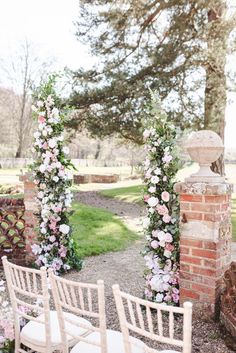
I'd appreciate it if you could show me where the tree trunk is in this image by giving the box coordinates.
[204,4,227,176]
[94,141,101,159]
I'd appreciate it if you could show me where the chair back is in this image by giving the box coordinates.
[2,256,51,351]
[49,270,107,353]
[112,284,192,353]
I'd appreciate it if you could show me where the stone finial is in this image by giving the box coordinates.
[184,130,224,183]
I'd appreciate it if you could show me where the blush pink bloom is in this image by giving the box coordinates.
[42,142,48,149]
[156,204,168,215]
[164,233,173,242]
[38,115,46,124]
[143,194,149,203]
[163,214,171,223]
[172,293,179,303]
[151,240,159,249]
[161,191,170,202]
[165,243,174,251]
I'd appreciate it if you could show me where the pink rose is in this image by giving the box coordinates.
[172,293,179,303]
[161,191,170,202]
[42,142,48,149]
[143,195,149,203]
[164,233,173,242]
[38,115,46,124]
[165,243,174,251]
[163,214,171,223]
[156,204,168,215]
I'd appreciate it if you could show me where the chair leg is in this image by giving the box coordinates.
[14,337,20,353]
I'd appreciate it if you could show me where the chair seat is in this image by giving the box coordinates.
[71,329,146,353]
[21,310,92,347]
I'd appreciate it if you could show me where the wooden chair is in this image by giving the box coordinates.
[49,270,147,353]
[2,256,92,353]
[112,284,192,353]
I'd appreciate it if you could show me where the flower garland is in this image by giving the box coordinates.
[31,76,82,273]
[0,280,14,352]
[142,96,180,305]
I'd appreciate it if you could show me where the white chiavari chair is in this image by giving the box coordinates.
[49,271,147,353]
[2,256,92,353]
[112,284,192,353]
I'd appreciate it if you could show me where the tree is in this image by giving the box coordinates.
[0,40,53,157]
[70,0,236,174]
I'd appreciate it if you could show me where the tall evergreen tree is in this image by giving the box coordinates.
[70,0,236,174]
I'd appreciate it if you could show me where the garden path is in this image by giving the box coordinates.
[68,191,235,353]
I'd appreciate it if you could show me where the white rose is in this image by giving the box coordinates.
[53,176,59,183]
[148,186,156,193]
[48,139,57,148]
[143,129,150,139]
[156,293,164,303]
[62,146,69,154]
[151,175,159,184]
[147,197,158,207]
[59,224,70,234]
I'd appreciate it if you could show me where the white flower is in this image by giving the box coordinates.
[150,276,163,292]
[151,175,159,184]
[156,293,164,303]
[48,138,57,149]
[147,197,158,207]
[148,186,156,193]
[39,164,46,173]
[143,129,150,139]
[53,176,59,182]
[154,168,161,175]
[59,224,70,234]
[148,207,155,214]
[32,244,42,255]
[62,146,69,154]
[164,250,171,258]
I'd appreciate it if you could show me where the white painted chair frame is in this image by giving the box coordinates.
[112,284,192,353]
[49,270,107,353]
[2,256,57,353]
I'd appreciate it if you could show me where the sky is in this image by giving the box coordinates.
[0,0,235,149]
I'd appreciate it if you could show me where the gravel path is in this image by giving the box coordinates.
[66,191,235,353]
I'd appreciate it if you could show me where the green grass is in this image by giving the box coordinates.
[70,202,139,258]
[0,193,23,199]
[99,185,143,204]
[232,197,236,241]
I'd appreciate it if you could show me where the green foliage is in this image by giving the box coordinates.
[70,1,235,145]
[71,202,139,258]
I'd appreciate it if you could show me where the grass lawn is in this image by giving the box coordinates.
[99,185,143,204]
[71,202,139,258]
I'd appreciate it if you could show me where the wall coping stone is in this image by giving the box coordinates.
[175,181,233,195]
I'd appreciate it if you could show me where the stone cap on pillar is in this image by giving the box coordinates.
[174,182,233,196]
[19,172,34,183]
[184,130,224,183]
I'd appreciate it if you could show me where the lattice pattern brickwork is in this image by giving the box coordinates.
[0,198,26,264]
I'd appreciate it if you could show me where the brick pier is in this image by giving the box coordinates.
[175,182,233,315]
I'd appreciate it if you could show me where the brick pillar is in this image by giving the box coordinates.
[174,182,233,315]
[20,173,38,262]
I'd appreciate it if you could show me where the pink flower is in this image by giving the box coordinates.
[42,142,48,149]
[38,115,46,124]
[151,240,159,249]
[165,243,174,251]
[163,214,171,223]
[59,246,67,258]
[172,293,179,303]
[156,204,168,215]
[161,191,170,202]
[164,233,173,242]
[143,195,149,203]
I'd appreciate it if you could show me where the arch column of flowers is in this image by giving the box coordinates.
[31,77,81,273]
[142,97,180,305]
